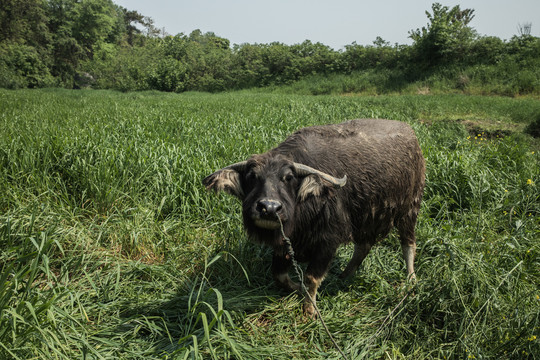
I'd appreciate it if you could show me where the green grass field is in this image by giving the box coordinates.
[1,89,539,359]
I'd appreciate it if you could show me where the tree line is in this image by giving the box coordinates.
[1,1,539,94]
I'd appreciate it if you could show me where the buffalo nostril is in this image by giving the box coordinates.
[270,202,282,215]
[257,199,282,217]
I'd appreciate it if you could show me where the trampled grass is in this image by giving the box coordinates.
[0,89,539,359]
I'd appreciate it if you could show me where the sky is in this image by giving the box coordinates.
[114,0,540,50]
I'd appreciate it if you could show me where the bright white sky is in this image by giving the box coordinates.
[114,0,539,50]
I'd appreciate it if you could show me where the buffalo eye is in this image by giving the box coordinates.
[282,173,295,183]
[246,169,257,181]
[243,169,260,190]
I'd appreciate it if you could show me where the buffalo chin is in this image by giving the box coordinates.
[254,218,281,230]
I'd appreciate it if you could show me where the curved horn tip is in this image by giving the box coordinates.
[225,160,248,171]
[336,175,347,187]
[293,162,347,188]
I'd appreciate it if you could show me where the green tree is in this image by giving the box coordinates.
[342,39,404,72]
[46,0,84,85]
[0,0,54,88]
[71,0,117,57]
[291,40,340,75]
[118,6,147,45]
[0,0,50,47]
[232,43,269,88]
[184,30,233,91]
[409,2,477,67]
[469,36,505,65]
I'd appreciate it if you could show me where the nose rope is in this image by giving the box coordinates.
[277,215,350,360]
[276,215,308,298]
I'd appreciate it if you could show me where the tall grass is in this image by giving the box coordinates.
[269,62,540,97]
[0,89,538,359]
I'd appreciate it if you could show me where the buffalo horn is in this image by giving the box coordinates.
[217,160,346,188]
[293,163,347,188]
[224,161,248,171]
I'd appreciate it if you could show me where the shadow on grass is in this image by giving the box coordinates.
[108,238,390,358]
[108,242,285,358]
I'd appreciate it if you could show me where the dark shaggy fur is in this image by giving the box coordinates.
[203,119,425,316]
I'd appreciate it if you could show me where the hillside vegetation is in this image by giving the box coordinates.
[0,89,538,359]
[1,1,539,96]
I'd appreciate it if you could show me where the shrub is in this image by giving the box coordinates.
[525,109,540,138]
[0,43,55,88]
[515,70,539,94]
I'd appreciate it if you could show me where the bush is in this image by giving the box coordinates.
[525,109,540,138]
[0,62,27,89]
[515,70,539,94]
[149,57,188,92]
[0,43,55,88]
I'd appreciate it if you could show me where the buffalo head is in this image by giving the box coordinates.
[203,154,346,247]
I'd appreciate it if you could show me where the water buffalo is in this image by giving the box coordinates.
[203,119,425,316]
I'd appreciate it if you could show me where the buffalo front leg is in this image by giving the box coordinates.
[271,252,300,292]
[302,253,334,318]
[302,273,324,318]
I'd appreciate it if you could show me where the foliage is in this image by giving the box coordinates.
[0,0,51,47]
[0,89,539,359]
[525,109,540,137]
[0,42,56,88]
[0,0,149,88]
[1,1,539,95]
[409,2,477,68]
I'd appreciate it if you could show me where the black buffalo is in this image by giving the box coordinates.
[203,119,425,316]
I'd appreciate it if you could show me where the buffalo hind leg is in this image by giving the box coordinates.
[398,214,418,281]
[339,242,373,279]
[401,242,416,281]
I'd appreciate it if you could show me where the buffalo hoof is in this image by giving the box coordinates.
[303,303,317,319]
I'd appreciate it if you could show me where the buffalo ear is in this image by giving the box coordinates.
[297,174,335,201]
[203,169,244,199]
